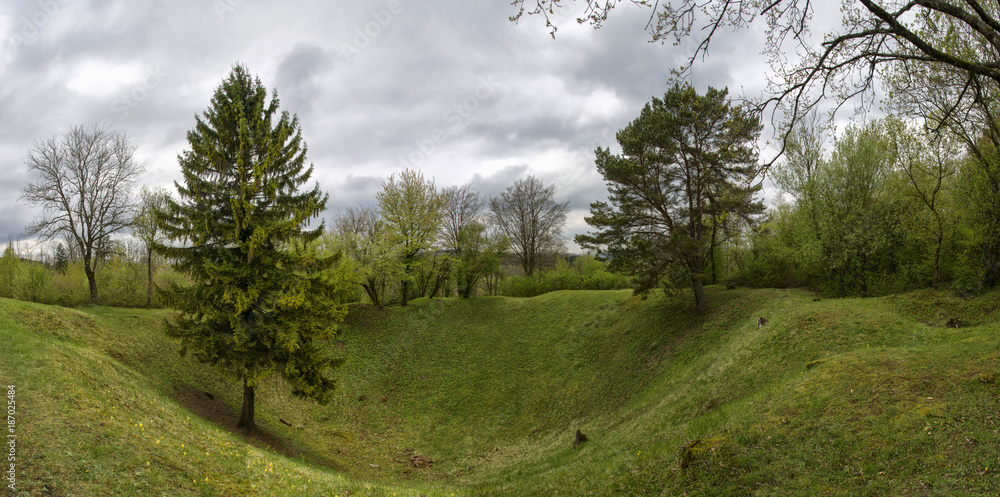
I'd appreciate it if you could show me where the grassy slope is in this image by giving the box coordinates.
[1,286,999,496]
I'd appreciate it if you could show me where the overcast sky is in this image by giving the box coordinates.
[0,0,845,254]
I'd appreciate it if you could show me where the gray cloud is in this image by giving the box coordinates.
[1,0,786,252]
[469,164,531,200]
[325,174,386,215]
[275,43,336,117]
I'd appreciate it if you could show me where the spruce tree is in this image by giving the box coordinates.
[155,63,345,432]
[53,243,68,275]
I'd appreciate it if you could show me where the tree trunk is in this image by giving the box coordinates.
[146,246,154,307]
[523,244,536,277]
[933,231,943,290]
[688,252,708,313]
[237,377,256,432]
[462,274,477,298]
[429,274,441,299]
[401,257,414,306]
[692,274,707,314]
[932,209,944,291]
[709,219,718,285]
[424,255,439,298]
[83,256,98,303]
[363,278,380,306]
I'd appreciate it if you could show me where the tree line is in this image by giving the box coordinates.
[743,115,999,297]
[10,131,590,308]
[17,78,1000,315]
[328,170,581,307]
[507,0,1000,305]
[27,78,999,318]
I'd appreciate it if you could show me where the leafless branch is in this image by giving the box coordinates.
[19,125,145,301]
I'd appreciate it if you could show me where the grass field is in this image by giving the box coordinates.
[1,286,998,495]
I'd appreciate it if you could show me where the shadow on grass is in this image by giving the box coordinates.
[170,383,344,472]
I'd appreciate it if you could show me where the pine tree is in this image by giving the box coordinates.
[155,63,345,432]
[577,83,763,313]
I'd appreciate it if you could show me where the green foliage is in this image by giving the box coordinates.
[440,183,509,298]
[95,257,145,307]
[955,138,1000,290]
[155,63,347,429]
[49,260,90,307]
[812,120,910,295]
[0,250,185,309]
[20,263,50,303]
[135,186,172,307]
[499,255,631,297]
[312,231,367,305]
[376,168,447,305]
[0,248,52,304]
[453,221,508,297]
[331,206,405,306]
[743,117,978,296]
[579,82,763,312]
[0,245,17,298]
[741,201,813,288]
[409,250,450,298]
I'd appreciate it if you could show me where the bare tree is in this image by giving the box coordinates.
[442,183,509,297]
[441,183,487,255]
[489,175,569,276]
[20,125,145,302]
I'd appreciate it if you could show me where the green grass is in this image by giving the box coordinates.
[1,286,999,495]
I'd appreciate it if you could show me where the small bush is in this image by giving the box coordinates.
[97,259,145,307]
[51,262,90,306]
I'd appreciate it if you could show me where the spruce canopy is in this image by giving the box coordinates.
[155,64,345,431]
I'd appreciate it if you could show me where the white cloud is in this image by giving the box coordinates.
[66,58,146,98]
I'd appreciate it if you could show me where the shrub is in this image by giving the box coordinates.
[499,255,630,297]
[97,259,145,307]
